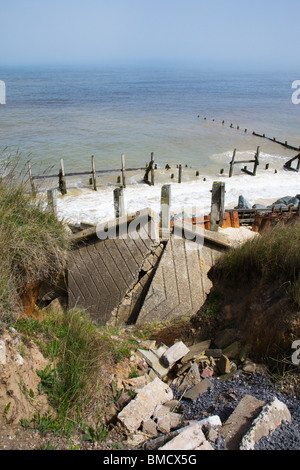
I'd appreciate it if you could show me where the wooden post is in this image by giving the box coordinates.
[150,152,155,186]
[113,187,125,218]
[91,155,97,191]
[253,146,260,176]
[160,184,171,239]
[47,189,57,215]
[59,158,67,195]
[121,154,126,188]
[210,181,225,232]
[27,161,36,196]
[178,164,182,183]
[229,149,236,178]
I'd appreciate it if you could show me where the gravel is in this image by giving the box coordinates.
[172,372,300,450]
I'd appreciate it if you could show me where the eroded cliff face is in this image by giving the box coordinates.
[191,271,300,364]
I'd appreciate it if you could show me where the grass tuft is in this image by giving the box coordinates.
[0,156,70,320]
[216,223,300,306]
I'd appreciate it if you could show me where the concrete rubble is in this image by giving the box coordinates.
[113,331,293,450]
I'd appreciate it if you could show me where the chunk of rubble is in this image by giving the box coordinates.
[218,394,265,450]
[180,340,211,364]
[137,349,170,379]
[239,397,292,450]
[160,341,190,367]
[178,363,201,392]
[182,378,212,400]
[117,377,173,433]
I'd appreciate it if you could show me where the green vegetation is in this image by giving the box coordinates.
[0,158,70,321]
[216,223,300,306]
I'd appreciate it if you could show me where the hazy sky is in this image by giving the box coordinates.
[1,0,299,69]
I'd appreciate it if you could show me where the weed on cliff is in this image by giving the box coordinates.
[215,223,300,306]
[0,155,70,320]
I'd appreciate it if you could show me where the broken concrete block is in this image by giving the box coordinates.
[242,359,256,373]
[157,414,171,434]
[153,404,170,420]
[200,366,214,378]
[160,341,190,367]
[159,421,206,450]
[169,412,184,430]
[219,394,265,450]
[175,360,193,376]
[123,375,151,393]
[240,398,292,450]
[117,377,173,433]
[181,340,211,364]
[178,363,201,392]
[183,378,212,400]
[142,418,158,438]
[217,354,231,374]
[137,349,170,379]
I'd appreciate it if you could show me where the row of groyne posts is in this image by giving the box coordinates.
[27,125,300,198]
[28,152,200,197]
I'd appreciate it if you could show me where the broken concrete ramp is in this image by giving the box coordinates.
[68,211,162,326]
[136,234,224,325]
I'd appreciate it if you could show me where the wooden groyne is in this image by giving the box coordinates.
[28,153,153,195]
[200,116,300,172]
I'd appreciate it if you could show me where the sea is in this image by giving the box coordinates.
[0,64,299,224]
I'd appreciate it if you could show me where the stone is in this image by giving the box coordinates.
[219,394,265,450]
[157,414,171,434]
[271,196,299,208]
[115,392,132,409]
[137,349,170,379]
[153,404,170,420]
[159,421,206,450]
[217,355,231,374]
[240,398,292,450]
[178,363,201,392]
[242,359,256,373]
[169,412,184,430]
[160,341,190,367]
[183,378,212,400]
[117,377,173,433]
[142,418,158,437]
[235,195,251,210]
[175,361,193,376]
[181,340,211,364]
[201,366,214,378]
[123,375,151,393]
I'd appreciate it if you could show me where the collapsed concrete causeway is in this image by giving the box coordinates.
[68,209,230,326]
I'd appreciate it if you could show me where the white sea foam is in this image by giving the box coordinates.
[56,166,300,225]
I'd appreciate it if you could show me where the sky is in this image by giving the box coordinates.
[1,0,300,69]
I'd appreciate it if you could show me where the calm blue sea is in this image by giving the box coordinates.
[0,65,299,223]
